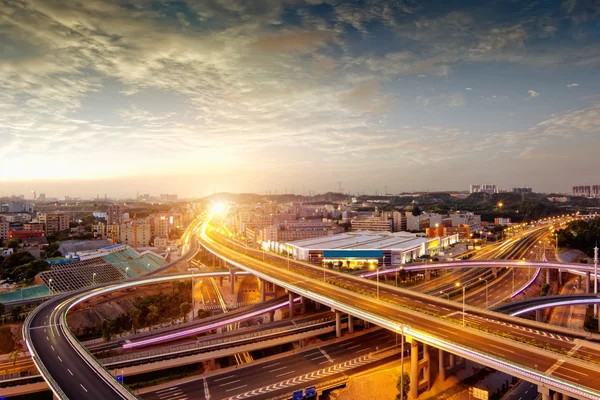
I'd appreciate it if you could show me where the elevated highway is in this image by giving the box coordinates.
[200,223,600,400]
[494,294,600,316]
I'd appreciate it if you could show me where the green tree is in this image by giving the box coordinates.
[180,302,192,323]
[101,320,112,342]
[0,302,5,316]
[412,205,421,216]
[6,239,21,249]
[147,305,159,330]
[396,371,410,400]
[10,306,23,321]
[129,306,141,334]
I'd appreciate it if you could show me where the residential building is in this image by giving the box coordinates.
[451,212,482,231]
[120,222,151,247]
[444,224,471,240]
[107,204,124,225]
[351,212,392,232]
[392,211,406,232]
[573,186,591,197]
[24,222,45,231]
[38,213,69,234]
[512,187,533,194]
[494,218,511,226]
[0,216,8,242]
[469,184,481,194]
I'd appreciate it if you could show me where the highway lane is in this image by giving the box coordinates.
[548,277,587,330]
[28,295,131,400]
[202,227,600,398]
[142,328,399,400]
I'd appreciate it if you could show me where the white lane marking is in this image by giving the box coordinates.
[269,366,287,372]
[159,391,183,399]
[219,379,241,387]
[262,362,282,368]
[51,345,55,351]
[356,348,371,353]
[214,375,236,382]
[552,371,579,381]
[347,344,361,350]
[67,369,73,375]
[46,336,49,341]
[156,386,179,393]
[557,366,589,376]
[311,355,325,360]
[80,384,88,392]
[57,356,62,362]
[489,343,514,353]
[276,370,295,378]
[225,385,247,392]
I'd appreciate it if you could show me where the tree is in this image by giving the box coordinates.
[412,205,421,216]
[6,239,20,250]
[0,302,5,316]
[396,371,410,400]
[180,302,192,323]
[10,306,23,321]
[101,320,112,343]
[146,305,159,330]
[129,307,141,334]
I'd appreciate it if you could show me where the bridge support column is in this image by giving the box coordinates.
[553,392,561,400]
[335,311,342,338]
[288,292,295,318]
[300,297,306,314]
[260,279,266,302]
[348,314,354,334]
[219,276,223,287]
[558,269,562,285]
[409,338,431,398]
[492,267,498,278]
[438,349,446,382]
[410,340,419,400]
[586,271,591,293]
[538,386,550,400]
[315,301,321,311]
[229,270,235,293]
[536,309,543,322]
[562,394,570,400]
[449,353,455,368]
[425,269,431,281]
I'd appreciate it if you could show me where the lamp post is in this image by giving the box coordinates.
[370,264,381,300]
[440,291,449,300]
[92,272,96,286]
[400,324,407,400]
[49,278,53,294]
[188,267,199,321]
[479,277,489,309]
[455,282,467,326]
[125,267,129,279]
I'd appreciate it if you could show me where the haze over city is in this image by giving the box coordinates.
[1,0,600,196]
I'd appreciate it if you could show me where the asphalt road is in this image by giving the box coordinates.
[142,329,400,400]
[28,296,129,400]
[203,228,600,397]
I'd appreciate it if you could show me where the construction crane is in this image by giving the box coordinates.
[133,212,137,249]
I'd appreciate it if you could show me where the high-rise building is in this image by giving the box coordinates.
[469,184,481,194]
[350,212,392,232]
[512,187,533,194]
[39,193,46,201]
[573,186,591,197]
[120,222,151,247]
[0,216,8,242]
[38,213,69,235]
[593,185,600,198]
[107,204,124,225]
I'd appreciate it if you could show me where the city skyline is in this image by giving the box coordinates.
[1,0,600,196]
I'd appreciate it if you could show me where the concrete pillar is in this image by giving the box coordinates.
[335,311,342,338]
[558,269,562,285]
[546,268,551,285]
[562,394,570,400]
[536,309,543,322]
[410,340,419,400]
[300,297,306,314]
[423,343,431,390]
[492,267,498,278]
[586,271,591,293]
[229,271,235,293]
[425,269,431,281]
[553,392,561,400]
[260,279,266,302]
[539,386,550,400]
[219,276,223,286]
[348,315,354,334]
[449,353,455,368]
[364,320,370,329]
[438,349,446,382]
[315,301,321,311]
[288,292,295,318]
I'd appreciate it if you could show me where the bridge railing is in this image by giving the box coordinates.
[100,316,334,365]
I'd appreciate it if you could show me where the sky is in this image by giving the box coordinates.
[1,0,600,198]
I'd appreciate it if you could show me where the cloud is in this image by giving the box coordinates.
[567,83,580,87]
[528,90,540,98]
[465,87,472,91]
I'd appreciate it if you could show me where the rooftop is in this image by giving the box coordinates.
[288,231,429,251]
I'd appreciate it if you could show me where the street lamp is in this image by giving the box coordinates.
[370,263,381,300]
[498,202,503,212]
[440,290,449,300]
[455,282,467,326]
[399,324,408,400]
[188,267,199,321]
[479,277,489,309]
[92,272,97,286]
[48,278,53,294]
[125,267,129,279]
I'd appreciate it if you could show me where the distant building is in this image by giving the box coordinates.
[547,196,568,203]
[24,222,45,232]
[512,187,532,194]
[469,184,481,194]
[469,184,497,195]
[494,217,511,226]
[120,222,151,248]
[573,186,591,197]
[451,212,482,231]
[351,213,392,232]
[159,194,178,203]
[0,216,8,242]
[8,230,45,240]
[37,213,69,235]
[38,193,46,201]
[107,204,124,225]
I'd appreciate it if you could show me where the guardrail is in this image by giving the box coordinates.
[101,316,334,365]
[22,298,69,399]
